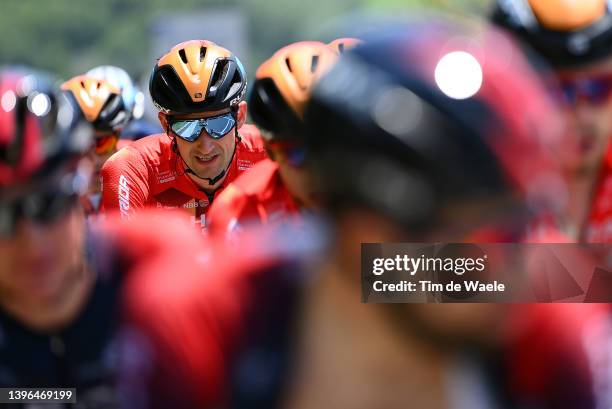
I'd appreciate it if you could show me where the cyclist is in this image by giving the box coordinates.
[118,18,608,409]
[0,66,113,404]
[100,40,267,230]
[62,73,137,214]
[0,66,214,407]
[493,0,612,242]
[207,41,341,235]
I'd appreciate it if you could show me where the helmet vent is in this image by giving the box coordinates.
[80,81,85,89]
[338,43,345,53]
[285,58,293,72]
[211,60,229,88]
[311,55,319,72]
[200,47,207,62]
[178,49,188,64]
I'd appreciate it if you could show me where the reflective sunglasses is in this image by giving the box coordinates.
[169,112,236,142]
[268,141,307,168]
[0,188,78,237]
[94,132,119,155]
[0,167,90,237]
[558,74,612,106]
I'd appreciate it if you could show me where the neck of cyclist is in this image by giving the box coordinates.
[185,130,238,194]
[187,163,229,194]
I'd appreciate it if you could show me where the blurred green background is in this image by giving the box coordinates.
[0,0,490,79]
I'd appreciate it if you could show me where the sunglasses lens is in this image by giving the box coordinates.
[561,83,577,105]
[204,114,235,139]
[560,77,612,106]
[171,113,236,141]
[584,78,612,104]
[95,134,118,155]
[171,120,204,142]
[286,146,307,167]
[0,189,76,237]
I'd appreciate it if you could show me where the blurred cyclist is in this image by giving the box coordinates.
[493,0,612,242]
[86,65,161,142]
[0,67,105,400]
[0,66,214,407]
[118,18,608,409]
[62,71,138,214]
[100,40,267,231]
[207,41,341,235]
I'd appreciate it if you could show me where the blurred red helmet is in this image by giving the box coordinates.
[0,67,92,188]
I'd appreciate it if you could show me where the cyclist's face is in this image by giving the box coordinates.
[162,102,246,187]
[268,142,317,208]
[333,206,510,348]
[556,58,612,173]
[0,207,85,306]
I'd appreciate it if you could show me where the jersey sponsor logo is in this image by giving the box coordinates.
[237,159,254,171]
[154,200,208,210]
[183,199,209,209]
[118,175,130,220]
[157,170,177,184]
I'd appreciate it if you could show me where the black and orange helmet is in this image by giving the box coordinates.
[61,75,127,133]
[248,41,338,140]
[492,0,612,67]
[149,40,247,115]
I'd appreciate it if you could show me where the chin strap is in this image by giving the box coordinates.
[170,120,242,187]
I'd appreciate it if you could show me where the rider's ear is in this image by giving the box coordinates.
[159,112,169,130]
[236,101,247,128]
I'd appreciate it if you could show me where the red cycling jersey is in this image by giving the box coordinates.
[84,139,134,216]
[118,224,611,409]
[99,125,266,230]
[207,158,300,236]
[585,142,612,242]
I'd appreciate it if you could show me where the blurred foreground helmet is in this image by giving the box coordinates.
[87,65,145,122]
[249,41,339,140]
[0,67,92,234]
[304,16,567,234]
[149,40,247,115]
[1,67,91,188]
[492,0,612,67]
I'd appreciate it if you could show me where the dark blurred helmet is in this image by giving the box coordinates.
[249,41,339,140]
[303,16,567,236]
[0,67,92,234]
[149,40,247,115]
[492,0,612,67]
